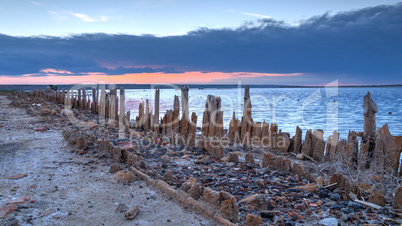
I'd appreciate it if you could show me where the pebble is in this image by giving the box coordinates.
[330,193,341,201]
[319,217,338,226]
[347,201,363,210]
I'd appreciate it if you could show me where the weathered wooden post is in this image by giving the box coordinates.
[363,92,378,140]
[360,92,379,168]
[138,102,144,130]
[244,85,252,123]
[144,99,150,131]
[99,84,106,123]
[181,85,189,120]
[312,130,325,162]
[173,96,180,131]
[119,87,125,135]
[82,88,86,110]
[154,89,160,134]
[77,88,82,110]
[325,131,339,161]
[189,112,197,147]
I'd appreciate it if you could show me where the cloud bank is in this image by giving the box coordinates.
[1,3,401,84]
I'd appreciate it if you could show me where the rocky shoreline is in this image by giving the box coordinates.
[3,87,402,225]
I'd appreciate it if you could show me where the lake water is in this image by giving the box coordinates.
[124,87,402,140]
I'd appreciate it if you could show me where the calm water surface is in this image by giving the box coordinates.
[124,87,402,139]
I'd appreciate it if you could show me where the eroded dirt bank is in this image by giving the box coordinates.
[0,95,215,225]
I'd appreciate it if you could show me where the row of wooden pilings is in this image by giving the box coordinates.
[18,85,402,176]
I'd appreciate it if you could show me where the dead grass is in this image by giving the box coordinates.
[312,150,402,203]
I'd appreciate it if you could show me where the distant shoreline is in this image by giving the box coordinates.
[1,84,401,91]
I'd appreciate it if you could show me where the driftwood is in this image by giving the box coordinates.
[303,152,317,163]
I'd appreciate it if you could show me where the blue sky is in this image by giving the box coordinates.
[0,1,401,85]
[1,0,400,36]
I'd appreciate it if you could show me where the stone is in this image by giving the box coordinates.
[239,194,268,210]
[393,186,402,209]
[202,188,220,206]
[245,214,263,226]
[114,170,136,183]
[330,193,341,201]
[229,152,239,163]
[296,153,304,160]
[6,174,28,179]
[109,164,122,174]
[125,206,139,220]
[349,192,358,201]
[347,201,363,210]
[187,182,202,199]
[369,184,385,206]
[319,217,338,226]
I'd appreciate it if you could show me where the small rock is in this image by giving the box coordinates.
[125,206,139,220]
[35,127,46,132]
[6,174,28,179]
[324,201,337,207]
[296,153,304,160]
[347,201,363,210]
[319,217,338,226]
[330,193,341,201]
[78,149,85,155]
[349,192,358,201]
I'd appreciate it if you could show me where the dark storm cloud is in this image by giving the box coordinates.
[1,3,401,83]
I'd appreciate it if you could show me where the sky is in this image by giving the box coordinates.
[0,0,401,85]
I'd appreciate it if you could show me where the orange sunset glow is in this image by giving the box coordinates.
[0,70,302,85]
